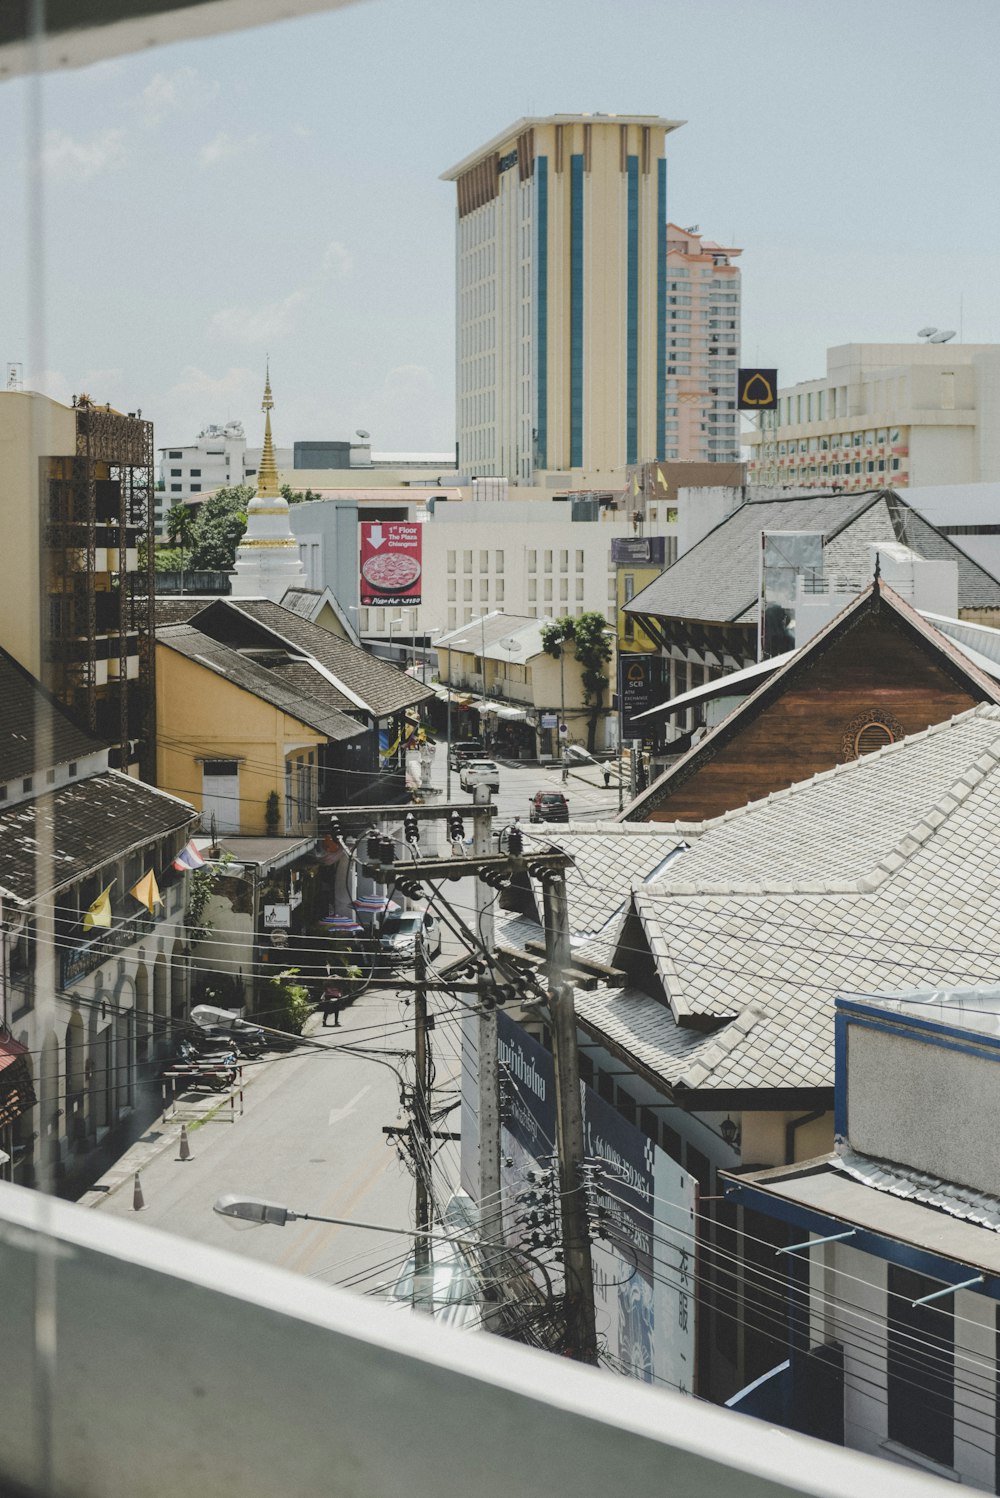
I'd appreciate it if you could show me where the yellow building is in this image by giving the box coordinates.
[443,113,684,483]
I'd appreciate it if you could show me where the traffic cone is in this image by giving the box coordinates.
[132,1171,145,1211]
[178,1124,192,1162]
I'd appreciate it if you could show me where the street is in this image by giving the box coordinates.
[420,737,623,824]
[91,982,465,1303]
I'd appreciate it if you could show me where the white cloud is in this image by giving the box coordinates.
[322,240,353,279]
[209,290,307,345]
[352,364,451,451]
[41,127,127,180]
[140,66,202,126]
[199,130,264,167]
[158,364,260,445]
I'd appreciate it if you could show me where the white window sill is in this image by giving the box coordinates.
[880,1441,960,1482]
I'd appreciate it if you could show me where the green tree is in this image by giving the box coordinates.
[166,502,196,579]
[540,611,614,753]
[153,547,185,573]
[280,483,322,505]
[189,483,254,571]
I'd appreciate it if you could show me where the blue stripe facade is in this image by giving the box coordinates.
[626,155,639,466]
[656,156,667,461]
[570,154,584,469]
[535,156,548,474]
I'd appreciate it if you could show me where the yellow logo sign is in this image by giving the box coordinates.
[738,368,778,410]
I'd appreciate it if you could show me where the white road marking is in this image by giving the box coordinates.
[328,1085,372,1127]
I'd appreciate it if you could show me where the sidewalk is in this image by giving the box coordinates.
[77,1016,332,1210]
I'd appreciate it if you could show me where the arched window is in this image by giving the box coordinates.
[854,721,895,756]
[842,710,904,761]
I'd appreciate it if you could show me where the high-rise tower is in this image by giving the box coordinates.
[442,113,684,483]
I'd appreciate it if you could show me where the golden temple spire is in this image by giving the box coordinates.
[256,361,281,499]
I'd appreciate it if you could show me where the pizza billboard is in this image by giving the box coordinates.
[359,522,423,607]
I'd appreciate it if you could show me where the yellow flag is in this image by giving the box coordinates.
[656,466,668,491]
[129,869,162,916]
[83,883,115,932]
[632,473,640,496]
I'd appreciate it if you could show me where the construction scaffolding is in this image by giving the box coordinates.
[43,400,157,779]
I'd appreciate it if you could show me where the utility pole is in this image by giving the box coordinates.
[542,873,598,1364]
[473,786,502,1322]
[412,931,432,1311]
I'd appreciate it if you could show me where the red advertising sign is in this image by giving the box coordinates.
[359,521,423,607]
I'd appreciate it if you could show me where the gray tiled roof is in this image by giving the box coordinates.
[626,491,882,623]
[0,648,105,782]
[157,625,363,743]
[523,821,693,938]
[154,597,224,626]
[835,1148,1000,1233]
[0,771,197,903]
[627,490,1000,625]
[632,703,1000,1092]
[219,599,434,718]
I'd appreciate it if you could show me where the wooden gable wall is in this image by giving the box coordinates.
[642,607,994,823]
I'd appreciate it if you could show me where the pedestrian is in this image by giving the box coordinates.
[321,981,344,1028]
[603,766,612,788]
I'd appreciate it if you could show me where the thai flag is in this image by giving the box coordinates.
[172,840,206,872]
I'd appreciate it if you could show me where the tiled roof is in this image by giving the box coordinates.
[0,770,197,903]
[522,821,693,937]
[0,647,105,783]
[157,625,363,743]
[154,597,224,626]
[835,1148,1000,1233]
[215,599,434,718]
[437,612,538,653]
[631,703,1000,1092]
[626,490,1000,625]
[626,492,882,623]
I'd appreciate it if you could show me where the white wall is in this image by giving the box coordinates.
[0,1180,943,1498]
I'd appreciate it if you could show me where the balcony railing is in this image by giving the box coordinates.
[61,909,156,988]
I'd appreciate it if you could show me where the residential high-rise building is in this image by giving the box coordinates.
[442,113,684,483]
[663,224,741,463]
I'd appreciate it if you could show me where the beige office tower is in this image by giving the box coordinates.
[442,114,684,484]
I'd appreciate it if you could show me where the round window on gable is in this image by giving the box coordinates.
[842,709,904,761]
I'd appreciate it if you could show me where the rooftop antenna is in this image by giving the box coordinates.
[5,362,22,391]
[928,329,956,343]
[916,327,938,340]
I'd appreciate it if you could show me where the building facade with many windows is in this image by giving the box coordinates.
[442,114,683,484]
[745,342,1000,491]
[663,224,741,462]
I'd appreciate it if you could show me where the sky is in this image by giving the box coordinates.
[3,0,1000,454]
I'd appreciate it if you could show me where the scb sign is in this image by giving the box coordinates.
[618,655,664,738]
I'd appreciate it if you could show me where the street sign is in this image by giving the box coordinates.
[558,722,568,738]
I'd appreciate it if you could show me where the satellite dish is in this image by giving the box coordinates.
[499,636,522,654]
[355,428,370,440]
[928,330,956,343]
[917,326,938,339]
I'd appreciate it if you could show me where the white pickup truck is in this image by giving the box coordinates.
[459,758,500,794]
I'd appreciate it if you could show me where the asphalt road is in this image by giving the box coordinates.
[421,740,623,824]
[94,984,465,1302]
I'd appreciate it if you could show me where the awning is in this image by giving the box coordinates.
[466,698,528,721]
[0,1035,36,1129]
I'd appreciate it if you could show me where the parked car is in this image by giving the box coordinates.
[448,738,485,772]
[459,758,500,793]
[378,909,442,966]
[529,790,569,823]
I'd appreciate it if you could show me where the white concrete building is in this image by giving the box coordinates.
[745,342,1000,491]
[157,421,292,535]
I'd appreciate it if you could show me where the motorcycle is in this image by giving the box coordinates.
[190,1004,267,1058]
[164,1039,239,1093]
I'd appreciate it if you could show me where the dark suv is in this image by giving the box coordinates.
[529,791,569,823]
[448,738,485,772]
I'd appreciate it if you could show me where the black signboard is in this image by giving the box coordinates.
[618,654,664,739]
[737,368,778,410]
